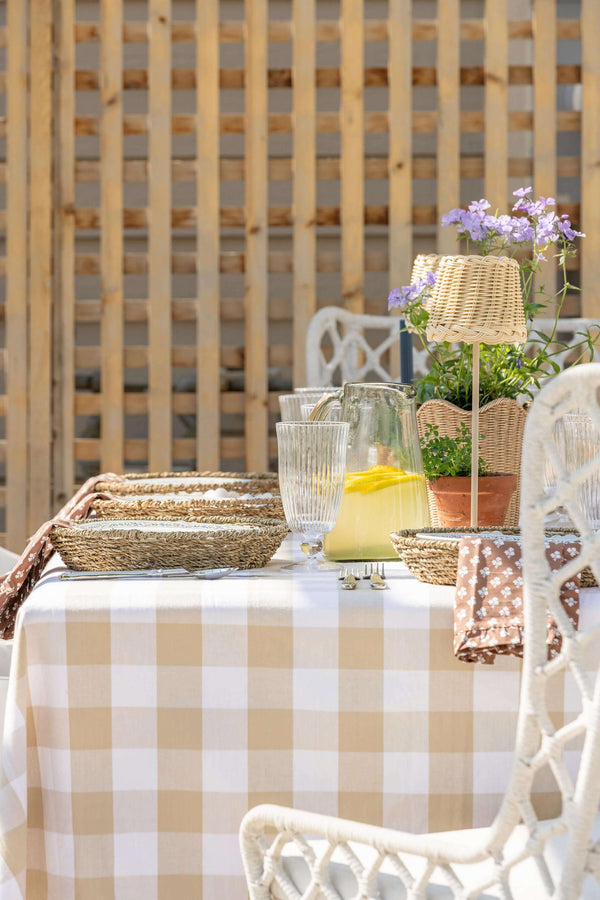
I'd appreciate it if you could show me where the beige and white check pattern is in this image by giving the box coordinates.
[1,536,593,900]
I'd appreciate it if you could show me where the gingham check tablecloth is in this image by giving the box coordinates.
[1,536,594,900]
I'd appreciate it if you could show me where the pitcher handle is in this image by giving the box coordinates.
[309,390,343,422]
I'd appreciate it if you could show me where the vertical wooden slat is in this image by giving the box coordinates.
[100,0,124,473]
[581,0,600,318]
[196,0,221,469]
[437,0,460,254]
[28,0,53,531]
[533,0,557,307]
[149,0,172,471]
[245,0,269,470]
[53,0,76,508]
[341,0,364,314]
[484,0,508,212]
[292,0,316,388]
[388,0,412,381]
[6,0,29,549]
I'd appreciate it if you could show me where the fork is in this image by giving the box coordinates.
[364,562,387,590]
[339,567,360,590]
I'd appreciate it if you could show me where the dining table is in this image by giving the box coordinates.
[0,533,591,900]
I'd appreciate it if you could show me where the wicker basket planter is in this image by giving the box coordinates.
[97,471,279,496]
[92,493,285,521]
[417,397,527,528]
[390,526,596,588]
[51,516,289,571]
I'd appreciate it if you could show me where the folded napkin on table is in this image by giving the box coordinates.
[0,473,123,639]
[454,533,581,665]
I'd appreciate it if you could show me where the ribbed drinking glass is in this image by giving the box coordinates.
[560,412,600,529]
[545,411,600,529]
[276,421,349,570]
[279,390,336,422]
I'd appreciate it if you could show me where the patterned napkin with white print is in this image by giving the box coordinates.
[454,533,580,664]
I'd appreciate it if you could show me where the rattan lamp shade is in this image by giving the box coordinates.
[410,253,441,283]
[425,255,527,345]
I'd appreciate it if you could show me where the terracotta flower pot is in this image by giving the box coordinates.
[429,473,518,528]
[417,398,527,527]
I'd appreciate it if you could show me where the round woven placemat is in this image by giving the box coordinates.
[51,516,289,572]
[92,494,285,521]
[97,471,279,496]
[390,526,596,587]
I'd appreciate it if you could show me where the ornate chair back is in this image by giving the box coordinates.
[305,307,423,386]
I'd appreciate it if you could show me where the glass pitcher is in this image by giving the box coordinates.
[310,383,430,560]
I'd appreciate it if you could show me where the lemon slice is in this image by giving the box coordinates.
[344,469,424,494]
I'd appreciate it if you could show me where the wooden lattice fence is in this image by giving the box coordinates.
[0,0,598,550]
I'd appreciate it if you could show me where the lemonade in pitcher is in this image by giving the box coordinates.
[324,464,429,560]
[310,383,430,560]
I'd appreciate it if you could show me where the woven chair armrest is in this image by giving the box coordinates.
[240,803,489,873]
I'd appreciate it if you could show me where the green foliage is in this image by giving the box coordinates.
[401,222,600,411]
[420,422,490,481]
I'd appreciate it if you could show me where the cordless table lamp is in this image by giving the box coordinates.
[425,255,527,526]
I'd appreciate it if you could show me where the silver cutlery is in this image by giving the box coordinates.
[364,562,387,590]
[58,566,262,581]
[339,567,360,590]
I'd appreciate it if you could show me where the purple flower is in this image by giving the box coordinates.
[441,208,466,227]
[440,187,585,254]
[468,199,491,214]
[388,272,436,311]
[387,287,407,310]
[556,217,585,242]
[535,211,559,245]
[510,216,535,243]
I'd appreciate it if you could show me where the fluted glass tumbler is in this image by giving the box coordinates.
[279,391,336,422]
[276,421,349,571]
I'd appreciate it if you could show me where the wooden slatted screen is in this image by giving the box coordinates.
[0,0,596,549]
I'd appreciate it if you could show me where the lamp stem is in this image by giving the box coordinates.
[471,343,480,528]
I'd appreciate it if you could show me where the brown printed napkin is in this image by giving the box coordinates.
[454,534,581,664]
[0,473,123,639]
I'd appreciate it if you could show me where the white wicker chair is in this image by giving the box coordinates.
[305,307,425,387]
[240,363,600,899]
[305,308,599,389]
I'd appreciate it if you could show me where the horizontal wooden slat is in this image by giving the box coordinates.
[71,110,581,138]
[73,64,584,92]
[0,296,390,326]
[73,203,436,229]
[74,392,283,416]
[12,289,588,332]
[66,19,581,45]
[74,345,294,369]
[0,18,584,50]
[73,249,387,275]
[71,202,581,259]
[50,155,582,187]
[73,436,277,461]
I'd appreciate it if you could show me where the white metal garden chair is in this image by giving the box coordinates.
[305,307,426,387]
[305,307,599,390]
[240,363,600,899]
